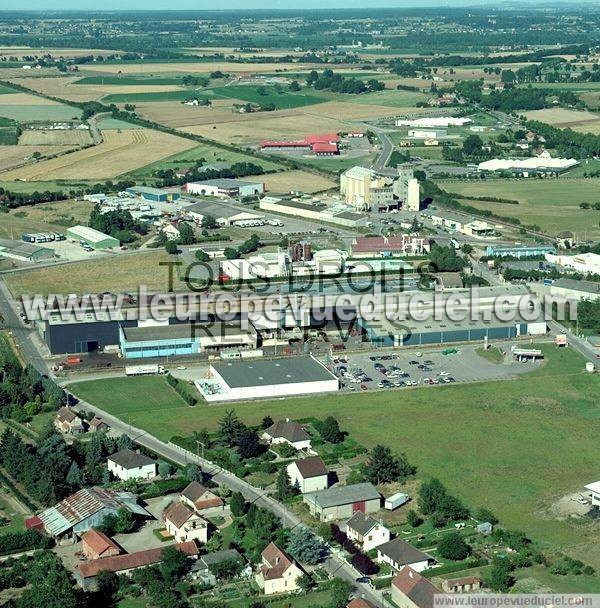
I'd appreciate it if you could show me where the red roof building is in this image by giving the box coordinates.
[260,132,340,155]
[81,528,121,560]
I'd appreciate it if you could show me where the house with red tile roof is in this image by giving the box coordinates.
[163,501,209,544]
[180,481,224,512]
[81,528,121,560]
[391,566,440,608]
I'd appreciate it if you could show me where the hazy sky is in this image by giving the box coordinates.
[0,0,546,10]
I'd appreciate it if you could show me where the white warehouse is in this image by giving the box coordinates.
[195,355,339,402]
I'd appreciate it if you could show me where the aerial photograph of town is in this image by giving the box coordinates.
[0,1,597,607]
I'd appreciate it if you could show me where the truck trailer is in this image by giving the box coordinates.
[125,364,166,376]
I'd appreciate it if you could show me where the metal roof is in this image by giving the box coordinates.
[211,355,336,389]
[305,482,380,509]
[38,487,150,536]
[66,225,117,244]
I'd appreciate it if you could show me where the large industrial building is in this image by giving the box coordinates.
[340,166,392,210]
[549,278,600,302]
[260,133,340,156]
[195,355,339,402]
[259,196,367,228]
[477,152,579,175]
[125,186,180,203]
[0,238,54,262]
[351,235,430,257]
[357,285,547,347]
[486,245,556,259]
[66,226,119,250]
[118,323,257,359]
[395,117,472,128]
[545,252,600,275]
[185,179,265,198]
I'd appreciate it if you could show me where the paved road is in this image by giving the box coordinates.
[67,394,389,607]
[370,126,395,173]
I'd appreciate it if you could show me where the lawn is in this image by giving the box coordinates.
[4,250,177,297]
[438,178,600,237]
[347,89,430,107]
[69,345,600,570]
[210,85,327,109]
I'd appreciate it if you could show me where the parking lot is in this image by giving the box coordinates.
[323,342,542,393]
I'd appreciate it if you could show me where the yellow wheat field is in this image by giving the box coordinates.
[19,129,93,146]
[261,170,337,194]
[0,128,196,180]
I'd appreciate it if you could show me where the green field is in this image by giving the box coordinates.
[125,142,282,179]
[0,104,81,122]
[210,85,327,109]
[0,116,19,144]
[0,84,16,95]
[438,178,600,237]
[347,88,430,107]
[76,75,201,86]
[102,89,210,104]
[0,180,93,194]
[297,153,376,173]
[70,345,600,573]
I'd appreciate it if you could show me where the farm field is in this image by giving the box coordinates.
[18,128,92,146]
[0,199,93,241]
[439,178,600,237]
[210,85,327,109]
[0,83,16,94]
[0,127,197,180]
[79,61,322,75]
[69,345,600,573]
[523,108,600,133]
[102,88,211,104]
[258,170,336,193]
[0,144,79,171]
[133,99,237,128]
[0,92,81,122]
[10,76,107,103]
[126,142,282,179]
[75,75,197,86]
[5,250,176,297]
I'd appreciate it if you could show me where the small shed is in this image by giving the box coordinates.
[476,521,493,535]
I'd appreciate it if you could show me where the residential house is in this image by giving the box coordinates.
[88,416,109,433]
[55,407,84,434]
[304,482,381,521]
[161,222,181,241]
[81,528,121,560]
[38,487,151,539]
[377,538,434,573]
[391,566,440,608]
[442,576,482,593]
[107,449,157,481]
[262,419,312,451]
[180,481,224,512]
[476,522,493,535]
[163,501,209,544]
[76,541,198,591]
[345,511,391,551]
[287,456,328,494]
[255,542,303,595]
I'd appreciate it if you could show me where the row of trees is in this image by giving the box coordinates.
[306,69,385,94]
[153,161,266,188]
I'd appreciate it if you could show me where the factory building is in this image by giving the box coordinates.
[259,196,367,228]
[357,286,547,347]
[185,179,265,198]
[66,226,119,250]
[0,238,54,262]
[118,323,257,359]
[340,166,391,210]
[351,235,430,257]
[260,133,340,155]
[477,152,579,175]
[408,129,447,139]
[393,165,421,212]
[395,117,472,128]
[486,245,556,259]
[545,252,600,275]
[125,186,180,203]
[196,355,339,402]
[549,278,600,302]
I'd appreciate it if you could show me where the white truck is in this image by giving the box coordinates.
[125,364,166,376]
